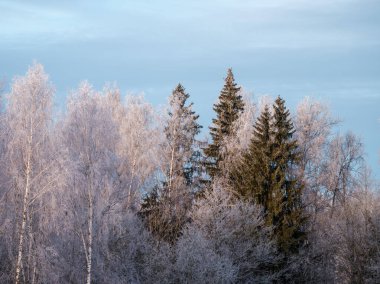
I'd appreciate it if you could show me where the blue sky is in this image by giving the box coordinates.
[1,0,379,178]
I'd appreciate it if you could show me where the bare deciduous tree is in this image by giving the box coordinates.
[2,63,58,284]
[60,81,121,283]
[294,97,339,225]
[324,132,364,216]
[178,179,279,283]
[121,94,160,208]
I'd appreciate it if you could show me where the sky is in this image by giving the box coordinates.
[1,0,379,179]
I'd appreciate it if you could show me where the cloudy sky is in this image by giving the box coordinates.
[1,0,379,178]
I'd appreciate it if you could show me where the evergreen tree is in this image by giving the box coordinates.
[140,84,201,243]
[165,83,202,190]
[271,96,305,254]
[204,68,244,178]
[234,96,306,254]
[234,105,273,206]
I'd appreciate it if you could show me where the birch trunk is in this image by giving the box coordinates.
[8,63,54,284]
[168,145,175,197]
[86,190,93,284]
[127,155,137,207]
[15,149,32,284]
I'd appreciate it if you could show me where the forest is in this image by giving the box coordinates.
[0,63,379,283]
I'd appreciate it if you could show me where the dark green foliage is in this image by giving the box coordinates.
[234,96,306,254]
[204,68,244,178]
[271,97,306,254]
[139,186,160,225]
[233,105,272,204]
[139,185,191,244]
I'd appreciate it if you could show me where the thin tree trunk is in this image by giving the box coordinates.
[15,154,32,284]
[86,191,93,284]
[168,146,175,197]
[330,189,337,218]
[127,156,137,207]
[29,210,37,284]
[27,212,34,283]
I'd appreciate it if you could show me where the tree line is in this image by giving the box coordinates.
[0,63,379,283]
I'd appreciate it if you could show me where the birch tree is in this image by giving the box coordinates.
[295,97,338,172]
[297,168,380,283]
[294,97,339,223]
[120,94,160,209]
[2,63,58,283]
[0,78,12,282]
[60,81,120,283]
[324,132,364,216]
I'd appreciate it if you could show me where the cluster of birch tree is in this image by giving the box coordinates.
[0,63,379,283]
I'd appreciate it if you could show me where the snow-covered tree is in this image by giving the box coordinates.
[175,226,237,283]
[0,63,378,283]
[324,132,364,216]
[118,94,160,209]
[294,97,339,224]
[59,81,121,283]
[298,170,380,283]
[295,97,338,173]
[101,212,159,283]
[163,83,202,192]
[0,63,60,283]
[140,84,201,243]
[177,179,279,283]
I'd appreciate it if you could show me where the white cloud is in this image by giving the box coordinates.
[0,0,379,52]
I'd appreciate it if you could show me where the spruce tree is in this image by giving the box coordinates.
[140,84,201,243]
[165,83,202,189]
[234,96,306,254]
[271,96,305,254]
[204,68,244,178]
[234,105,273,206]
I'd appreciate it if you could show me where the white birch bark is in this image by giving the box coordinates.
[8,63,54,284]
[86,190,93,284]
[15,150,31,284]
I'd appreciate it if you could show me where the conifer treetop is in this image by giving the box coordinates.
[233,96,306,254]
[204,68,244,178]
